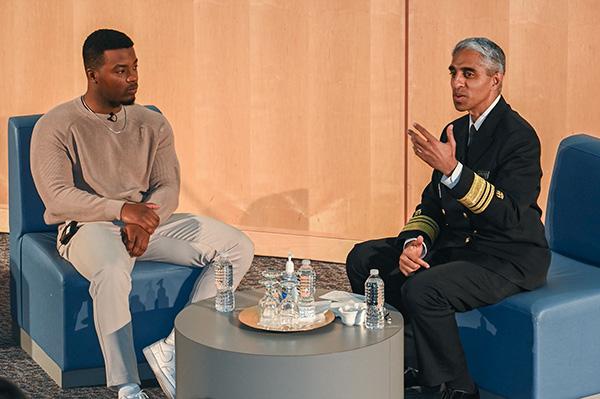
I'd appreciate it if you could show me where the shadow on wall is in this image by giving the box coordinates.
[178,183,309,231]
[241,189,309,231]
[180,182,351,234]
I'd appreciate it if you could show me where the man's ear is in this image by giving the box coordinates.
[86,68,98,83]
[492,72,503,87]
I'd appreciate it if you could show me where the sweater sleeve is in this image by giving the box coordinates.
[30,121,125,224]
[143,120,180,224]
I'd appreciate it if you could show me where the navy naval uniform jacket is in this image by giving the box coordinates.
[397,96,550,290]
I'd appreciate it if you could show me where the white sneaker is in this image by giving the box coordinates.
[119,389,149,399]
[143,339,176,399]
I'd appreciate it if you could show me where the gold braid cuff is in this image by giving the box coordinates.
[459,173,495,214]
[401,214,439,242]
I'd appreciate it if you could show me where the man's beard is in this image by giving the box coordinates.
[122,97,136,106]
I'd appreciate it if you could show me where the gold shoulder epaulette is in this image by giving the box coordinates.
[401,213,439,242]
[459,173,495,214]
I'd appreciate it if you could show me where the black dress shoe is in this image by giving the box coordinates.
[440,386,480,399]
[404,368,441,393]
[404,367,421,390]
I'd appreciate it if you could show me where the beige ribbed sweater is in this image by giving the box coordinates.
[31,97,180,225]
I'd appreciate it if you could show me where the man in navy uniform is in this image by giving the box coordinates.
[346,37,550,399]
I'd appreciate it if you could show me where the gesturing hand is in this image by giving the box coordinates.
[120,203,160,234]
[408,123,458,176]
[121,224,151,258]
[399,235,430,276]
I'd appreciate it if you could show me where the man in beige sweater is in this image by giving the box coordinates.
[30,29,254,399]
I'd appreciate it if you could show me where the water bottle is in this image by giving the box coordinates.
[365,269,384,329]
[214,256,235,312]
[298,259,316,320]
[281,252,299,302]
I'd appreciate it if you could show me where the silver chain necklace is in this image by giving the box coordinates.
[81,96,127,134]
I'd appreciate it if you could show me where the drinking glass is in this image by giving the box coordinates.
[258,279,280,327]
[261,268,282,301]
[279,280,299,328]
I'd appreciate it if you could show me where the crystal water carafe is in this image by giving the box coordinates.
[214,256,235,312]
[298,259,316,320]
[365,269,384,329]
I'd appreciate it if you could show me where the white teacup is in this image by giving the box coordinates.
[339,303,367,326]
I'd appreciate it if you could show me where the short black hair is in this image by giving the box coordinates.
[82,29,134,70]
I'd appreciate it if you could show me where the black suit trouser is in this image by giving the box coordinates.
[345,237,523,386]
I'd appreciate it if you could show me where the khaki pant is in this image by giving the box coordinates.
[57,213,254,387]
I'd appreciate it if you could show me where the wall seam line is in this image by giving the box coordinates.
[403,0,410,224]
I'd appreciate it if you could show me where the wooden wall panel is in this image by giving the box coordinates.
[191,0,252,223]
[566,1,600,142]
[248,1,309,232]
[0,0,405,261]
[188,0,406,252]
[0,0,77,205]
[306,0,372,238]
[368,0,404,237]
[506,0,568,215]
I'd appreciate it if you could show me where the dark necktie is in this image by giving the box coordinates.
[465,125,476,164]
[468,124,477,146]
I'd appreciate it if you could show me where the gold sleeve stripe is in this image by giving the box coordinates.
[401,215,439,242]
[472,180,494,213]
[403,219,439,237]
[459,173,496,214]
[410,215,439,233]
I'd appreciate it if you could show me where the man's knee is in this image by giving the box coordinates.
[224,229,254,273]
[226,229,254,257]
[346,241,372,278]
[401,273,447,314]
[68,222,127,259]
[64,222,134,280]
[188,215,254,259]
[236,230,255,258]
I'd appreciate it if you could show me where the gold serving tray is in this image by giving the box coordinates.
[238,306,335,332]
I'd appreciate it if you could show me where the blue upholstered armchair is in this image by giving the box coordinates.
[457,134,600,399]
[8,109,203,388]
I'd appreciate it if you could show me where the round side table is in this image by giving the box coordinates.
[175,289,404,399]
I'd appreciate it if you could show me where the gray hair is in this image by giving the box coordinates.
[453,37,505,74]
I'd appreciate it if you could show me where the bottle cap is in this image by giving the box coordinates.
[301,259,311,267]
[369,269,379,276]
[286,252,295,274]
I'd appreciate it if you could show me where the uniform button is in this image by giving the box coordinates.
[473,230,478,234]
[463,212,468,218]
[465,237,471,243]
